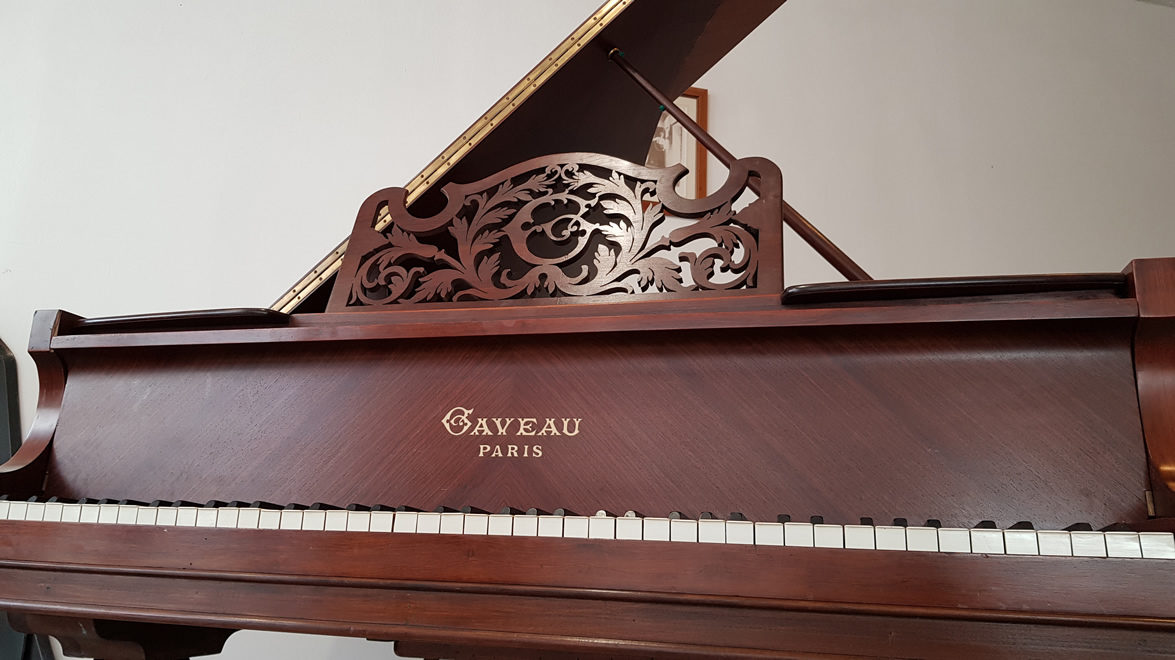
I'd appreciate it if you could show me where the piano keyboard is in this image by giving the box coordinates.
[2,499,1173,559]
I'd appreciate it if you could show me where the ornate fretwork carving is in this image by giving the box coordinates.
[330,153,782,309]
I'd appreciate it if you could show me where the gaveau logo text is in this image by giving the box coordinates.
[442,406,582,458]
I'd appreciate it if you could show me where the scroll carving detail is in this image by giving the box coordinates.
[332,154,782,308]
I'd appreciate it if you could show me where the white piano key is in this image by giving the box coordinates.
[462,513,488,535]
[236,508,260,529]
[415,512,441,534]
[0,499,9,520]
[8,501,28,521]
[563,516,589,539]
[938,528,971,553]
[669,518,697,542]
[257,509,281,530]
[345,511,371,532]
[1140,532,1175,559]
[697,518,725,544]
[301,510,327,531]
[135,507,158,526]
[784,522,814,547]
[512,515,539,537]
[970,528,1005,554]
[439,512,465,534]
[155,507,179,526]
[196,508,219,528]
[324,510,349,531]
[844,525,876,550]
[175,506,199,527]
[24,502,46,522]
[98,503,120,525]
[393,511,419,533]
[814,524,844,549]
[589,514,617,540]
[643,517,670,542]
[487,513,514,536]
[116,505,139,525]
[1071,531,1107,557]
[874,526,906,551]
[80,503,101,524]
[368,511,394,533]
[215,508,240,528]
[537,515,563,538]
[1105,531,1142,558]
[278,510,303,530]
[905,526,938,552]
[615,516,643,540]
[60,503,82,523]
[1037,530,1072,556]
[42,502,64,523]
[726,520,755,545]
[753,521,784,546]
[1003,529,1039,555]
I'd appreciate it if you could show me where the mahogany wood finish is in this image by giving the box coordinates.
[1127,259,1175,515]
[1,263,1174,656]
[328,153,782,310]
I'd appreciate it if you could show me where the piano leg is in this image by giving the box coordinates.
[7,614,236,660]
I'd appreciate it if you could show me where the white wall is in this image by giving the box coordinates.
[3,1,1174,658]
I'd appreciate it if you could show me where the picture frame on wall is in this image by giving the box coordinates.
[644,86,708,199]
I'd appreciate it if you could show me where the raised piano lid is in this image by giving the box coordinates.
[272,0,786,314]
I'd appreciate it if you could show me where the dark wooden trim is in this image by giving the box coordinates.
[70,308,289,335]
[783,273,1128,305]
[8,613,235,660]
[1125,258,1175,512]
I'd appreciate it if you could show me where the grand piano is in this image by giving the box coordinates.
[2,1,1174,658]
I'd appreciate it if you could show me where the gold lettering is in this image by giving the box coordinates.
[492,418,514,435]
[507,445,519,457]
[538,418,560,436]
[478,444,490,457]
[523,445,530,457]
[470,418,492,435]
[533,445,542,457]
[518,418,537,436]
[561,418,582,436]
[491,445,503,457]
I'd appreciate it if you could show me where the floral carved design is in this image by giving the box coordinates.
[339,154,778,307]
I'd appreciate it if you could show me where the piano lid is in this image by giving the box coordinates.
[273,0,786,314]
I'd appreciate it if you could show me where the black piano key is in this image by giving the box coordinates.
[395,505,420,513]
[809,515,824,525]
[776,514,791,523]
[460,505,488,514]
[925,519,942,528]
[148,500,173,508]
[975,520,998,529]
[893,518,908,527]
[283,503,308,510]
[699,511,717,520]
[79,498,101,504]
[203,500,227,508]
[1009,521,1035,530]
[250,501,282,510]
[1065,522,1094,532]
[499,506,524,515]
[728,512,747,521]
[345,503,371,512]
[1100,522,1132,532]
[554,508,577,517]
[432,505,458,513]
[370,505,396,512]
[524,507,547,516]
[227,501,252,508]
[669,511,687,520]
[859,517,874,526]
[310,502,341,510]
[624,510,644,518]
[97,498,118,504]
[173,500,202,507]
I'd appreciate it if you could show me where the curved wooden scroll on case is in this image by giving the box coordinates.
[0,310,76,499]
[327,153,783,311]
[1126,258,1175,515]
